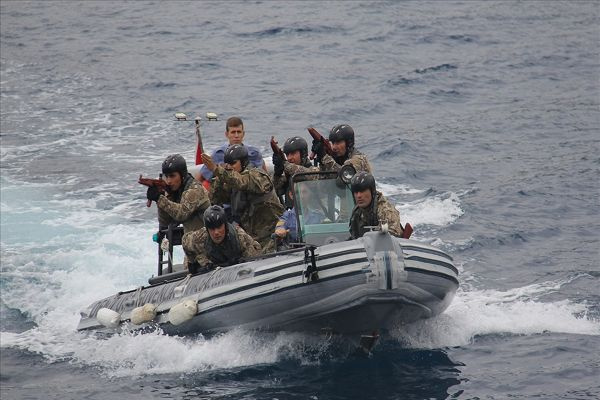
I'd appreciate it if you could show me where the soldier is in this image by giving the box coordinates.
[146,154,211,234]
[202,144,284,253]
[272,136,318,209]
[349,171,404,239]
[198,116,266,183]
[312,124,373,174]
[182,205,262,272]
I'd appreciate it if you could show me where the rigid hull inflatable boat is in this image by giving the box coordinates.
[77,172,458,337]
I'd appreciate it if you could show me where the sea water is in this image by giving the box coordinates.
[1,1,599,399]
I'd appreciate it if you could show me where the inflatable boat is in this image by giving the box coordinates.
[77,171,459,342]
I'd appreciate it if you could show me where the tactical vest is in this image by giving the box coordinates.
[230,168,277,222]
[170,174,199,205]
[334,148,363,166]
[349,192,379,239]
[203,223,243,267]
[163,174,205,232]
[173,173,204,217]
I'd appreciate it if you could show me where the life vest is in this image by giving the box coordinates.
[203,223,243,267]
[349,192,379,239]
[230,168,277,223]
[168,174,206,225]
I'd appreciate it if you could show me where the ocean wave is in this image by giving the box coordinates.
[385,76,423,86]
[140,81,179,90]
[428,88,462,97]
[2,276,597,378]
[378,182,425,196]
[398,191,464,228]
[236,25,338,38]
[447,34,477,43]
[390,278,600,349]
[0,326,338,378]
[415,63,458,74]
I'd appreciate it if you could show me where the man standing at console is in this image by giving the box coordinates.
[199,116,266,182]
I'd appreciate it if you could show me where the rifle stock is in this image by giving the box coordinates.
[138,174,167,207]
[270,136,286,159]
[307,127,333,159]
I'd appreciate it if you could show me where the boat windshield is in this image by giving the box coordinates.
[292,172,356,245]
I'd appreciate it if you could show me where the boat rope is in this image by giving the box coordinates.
[179,273,192,287]
[198,267,222,293]
[173,273,193,298]
[134,286,143,307]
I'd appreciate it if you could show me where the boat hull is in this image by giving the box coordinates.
[77,231,459,336]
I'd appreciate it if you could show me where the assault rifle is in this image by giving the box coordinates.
[270,136,286,204]
[307,127,333,165]
[138,174,167,207]
[270,136,286,159]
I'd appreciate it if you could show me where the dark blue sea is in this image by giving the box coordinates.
[1,1,599,399]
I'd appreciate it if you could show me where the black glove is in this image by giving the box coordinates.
[146,186,161,202]
[311,139,325,163]
[187,261,201,274]
[272,152,284,176]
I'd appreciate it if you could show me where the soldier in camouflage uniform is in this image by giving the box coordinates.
[202,144,284,254]
[272,136,319,209]
[348,171,404,239]
[182,205,262,272]
[312,124,372,174]
[146,154,211,234]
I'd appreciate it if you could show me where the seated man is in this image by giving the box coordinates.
[203,144,284,253]
[312,124,373,174]
[199,116,266,182]
[182,205,262,272]
[147,154,211,234]
[349,172,404,239]
[275,182,326,243]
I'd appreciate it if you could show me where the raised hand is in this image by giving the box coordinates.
[201,153,216,172]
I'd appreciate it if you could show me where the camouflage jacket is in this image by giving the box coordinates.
[321,148,373,174]
[157,174,210,233]
[210,166,284,252]
[182,223,262,268]
[349,191,403,239]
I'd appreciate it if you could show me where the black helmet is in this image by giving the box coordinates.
[283,136,308,161]
[224,144,249,170]
[203,205,227,229]
[350,171,376,194]
[162,154,188,177]
[329,124,355,150]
